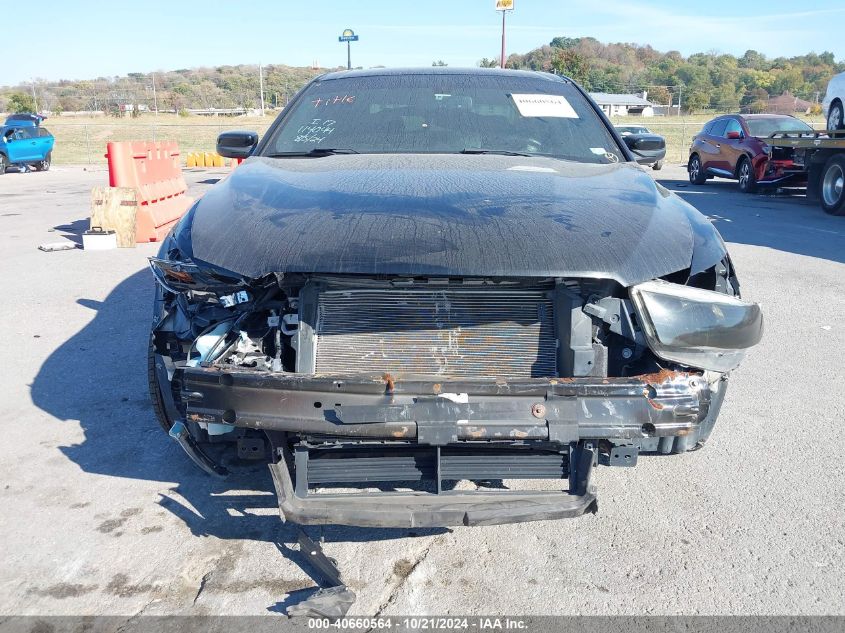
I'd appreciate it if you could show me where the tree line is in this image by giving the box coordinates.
[2,36,842,115]
[482,37,843,113]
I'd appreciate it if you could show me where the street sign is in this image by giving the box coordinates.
[495,0,514,10]
[339,29,359,42]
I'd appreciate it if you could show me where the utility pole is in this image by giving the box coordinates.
[678,84,683,116]
[259,63,265,115]
[501,10,506,68]
[151,73,158,116]
[31,80,38,113]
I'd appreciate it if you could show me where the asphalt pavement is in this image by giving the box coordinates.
[0,163,843,618]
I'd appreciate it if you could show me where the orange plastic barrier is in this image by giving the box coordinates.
[104,141,194,243]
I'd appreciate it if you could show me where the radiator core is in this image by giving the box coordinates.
[313,288,557,377]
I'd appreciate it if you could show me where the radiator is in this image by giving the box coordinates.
[314,288,557,377]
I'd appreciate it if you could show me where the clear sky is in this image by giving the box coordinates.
[3,0,842,85]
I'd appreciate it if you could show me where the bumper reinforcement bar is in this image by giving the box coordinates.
[181,369,710,443]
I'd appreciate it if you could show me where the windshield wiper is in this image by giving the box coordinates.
[267,148,359,157]
[459,148,534,157]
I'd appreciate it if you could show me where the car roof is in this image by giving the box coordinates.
[317,66,570,83]
[739,113,798,119]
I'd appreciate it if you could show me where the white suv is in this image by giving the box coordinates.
[823,71,845,130]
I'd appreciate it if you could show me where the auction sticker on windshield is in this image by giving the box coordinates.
[511,93,578,118]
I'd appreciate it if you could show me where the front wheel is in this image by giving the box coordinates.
[652,159,664,171]
[738,158,757,193]
[34,151,51,172]
[148,340,176,433]
[821,155,845,215]
[0,153,6,174]
[688,155,707,184]
[828,102,844,131]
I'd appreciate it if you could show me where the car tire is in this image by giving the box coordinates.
[820,155,845,215]
[828,101,844,131]
[148,339,175,433]
[737,158,757,193]
[688,155,707,184]
[652,159,664,171]
[34,151,51,172]
[0,153,7,174]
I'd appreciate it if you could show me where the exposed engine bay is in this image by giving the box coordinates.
[149,261,760,528]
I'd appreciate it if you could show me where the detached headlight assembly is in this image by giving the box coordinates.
[630,280,763,373]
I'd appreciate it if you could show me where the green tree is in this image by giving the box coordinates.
[7,92,36,113]
[648,86,671,106]
[550,36,581,50]
[552,49,589,85]
[432,60,448,67]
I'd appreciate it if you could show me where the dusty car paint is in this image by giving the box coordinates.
[185,154,725,286]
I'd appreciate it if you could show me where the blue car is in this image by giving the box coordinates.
[0,114,55,174]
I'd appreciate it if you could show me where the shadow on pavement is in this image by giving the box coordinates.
[31,269,445,550]
[660,177,845,265]
[52,218,88,247]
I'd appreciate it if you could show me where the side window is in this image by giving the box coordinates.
[724,119,742,137]
[12,127,36,140]
[702,121,715,135]
[38,127,52,138]
[710,119,729,138]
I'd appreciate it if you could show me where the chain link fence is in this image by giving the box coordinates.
[610,112,827,165]
[44,111,828,167]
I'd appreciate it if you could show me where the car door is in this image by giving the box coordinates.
[35,127,54,160]
[721,118,745,175]
[9,127,41,162]
[699,118,728,174]
[4,127,33,163]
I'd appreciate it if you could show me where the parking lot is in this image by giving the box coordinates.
[1,162,844,618]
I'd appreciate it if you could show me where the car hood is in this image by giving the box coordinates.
[185,154,722,287]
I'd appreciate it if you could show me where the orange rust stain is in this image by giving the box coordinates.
[391,426,411,438]
[510,429,529,439]
[637,369,686,385]
[382,373,396,393]
[432,383,442,394]
[646,398,665,410]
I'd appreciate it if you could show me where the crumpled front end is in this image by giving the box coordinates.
[150,250,761,526]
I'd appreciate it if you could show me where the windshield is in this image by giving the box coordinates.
[745,117,813,137]
[264,73,624,163]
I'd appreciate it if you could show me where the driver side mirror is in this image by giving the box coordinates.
[216,130,259,159]
[726,130,743,140]
[621,134,665,164]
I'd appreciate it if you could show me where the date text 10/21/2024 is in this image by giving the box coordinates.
[307,617,530,630]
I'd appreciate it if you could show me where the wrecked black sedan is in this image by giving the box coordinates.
[149,68,763,528]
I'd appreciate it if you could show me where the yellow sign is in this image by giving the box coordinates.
[495,0,514,10]
[342,29,355,37]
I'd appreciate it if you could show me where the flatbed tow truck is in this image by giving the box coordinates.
[767,129,845,215]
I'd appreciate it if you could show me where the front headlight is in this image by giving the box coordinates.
[630,280,763,372]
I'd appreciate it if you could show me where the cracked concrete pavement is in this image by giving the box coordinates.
[0,163,843,617]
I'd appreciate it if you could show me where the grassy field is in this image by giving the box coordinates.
[43,114,275,165]
[41,112,827,167]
